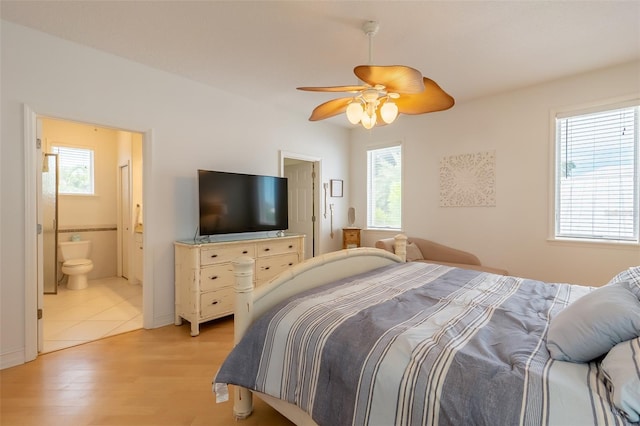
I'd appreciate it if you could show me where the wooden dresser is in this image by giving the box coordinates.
[174,234,305,336]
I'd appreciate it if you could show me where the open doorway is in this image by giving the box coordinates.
[36,116,144,353]
[281,152,321,259]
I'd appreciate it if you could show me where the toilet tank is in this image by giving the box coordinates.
[58,240,92,262]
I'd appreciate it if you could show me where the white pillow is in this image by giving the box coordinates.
[601,337,640,422]
[546,283,640,362]
[405,242,424,262]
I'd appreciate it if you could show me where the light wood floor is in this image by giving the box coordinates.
[0,317,294,426]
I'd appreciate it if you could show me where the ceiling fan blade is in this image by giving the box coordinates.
[297,85,367,93]
[308,97,353,121]
[354,65,424,94]
[394,78,455,115]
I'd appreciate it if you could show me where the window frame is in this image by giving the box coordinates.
[51,144,96,196]
[548,96,640,246]
[366,141,403,231]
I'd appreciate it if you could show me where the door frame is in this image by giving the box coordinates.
[280,150,322,257]
[23,104,153,362]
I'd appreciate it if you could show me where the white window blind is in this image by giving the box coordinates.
[367,144,402,229]
[555,104,638,242]
[52,146,95,195]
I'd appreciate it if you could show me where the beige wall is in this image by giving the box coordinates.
[350,61,640,286]
[43,118,119,228]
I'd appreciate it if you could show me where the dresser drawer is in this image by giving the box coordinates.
[257,238,300,258]
[199,264,235,292]
[200,287,234,319]
[200,244,256,266]
[256,253,300,284]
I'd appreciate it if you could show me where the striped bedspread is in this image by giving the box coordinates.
[214,262,632,426]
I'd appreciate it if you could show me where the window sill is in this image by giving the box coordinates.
[547,237,640,250]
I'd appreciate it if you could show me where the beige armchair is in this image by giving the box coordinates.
[375,236,508,275]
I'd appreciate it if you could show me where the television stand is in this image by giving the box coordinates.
[173,234,305,336]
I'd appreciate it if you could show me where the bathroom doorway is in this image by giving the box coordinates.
[38,117,144,353]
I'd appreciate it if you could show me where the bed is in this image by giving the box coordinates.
[214,235,640,425]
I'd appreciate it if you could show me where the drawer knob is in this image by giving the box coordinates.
[242,250,248,254]
[209,276,218,280]
[210,254,218,258]
[288,245,293,248]
[264,266,270,270]
[288,262,294,266]
[211,300,219,305]
[264,248,270,252]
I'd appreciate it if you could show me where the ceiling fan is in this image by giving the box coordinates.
[297,21,455,129]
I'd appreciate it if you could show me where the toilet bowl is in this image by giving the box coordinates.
[58,240,94,290]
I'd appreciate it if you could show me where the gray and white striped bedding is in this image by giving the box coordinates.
[214,262,632,425]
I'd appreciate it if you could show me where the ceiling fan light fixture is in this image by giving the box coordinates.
[346,101,364,124]
[380,100,398,124]
[361,111,376,129]
[297,20,454,128]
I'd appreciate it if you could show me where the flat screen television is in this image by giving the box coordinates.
[198,169,288,236]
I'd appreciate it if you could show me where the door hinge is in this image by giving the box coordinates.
[37,223,43,234]
[37,309,43,320]
[312,215,316,222]
[311,171,316,179]
[36,138,42,149]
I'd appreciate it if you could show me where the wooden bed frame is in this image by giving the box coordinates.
[230,234,408,424]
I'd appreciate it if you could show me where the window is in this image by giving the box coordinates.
[553,101,639,243]
[367,144,402,229]
[52,146,95,195]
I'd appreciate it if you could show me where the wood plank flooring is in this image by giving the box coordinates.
[0,317,294,426]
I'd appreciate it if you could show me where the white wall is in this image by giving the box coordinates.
[1,21,349,368]
[350,61,640,286]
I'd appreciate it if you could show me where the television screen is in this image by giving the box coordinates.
[198,170,288,236]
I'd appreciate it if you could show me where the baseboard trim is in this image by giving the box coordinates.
[1,348,26,370]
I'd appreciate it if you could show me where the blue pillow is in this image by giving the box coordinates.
[546,283,640,362]
[601,337,640,422]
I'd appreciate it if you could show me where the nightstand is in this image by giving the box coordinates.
[342,228,361,249]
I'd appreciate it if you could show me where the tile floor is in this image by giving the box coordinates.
[42,276,143,353]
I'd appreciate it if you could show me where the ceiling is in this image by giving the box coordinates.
[2,1,639,128]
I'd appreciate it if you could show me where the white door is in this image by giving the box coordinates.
[120,164,131,279]
[285,161,314,258]
[36,118,44,353]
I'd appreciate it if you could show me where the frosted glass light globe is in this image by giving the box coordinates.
[346,102,363,124]
[380,101,398,124]
[361,113,376,129]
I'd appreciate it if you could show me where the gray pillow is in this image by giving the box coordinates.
[546,283,640,362]
[607,266,640,299]
[405,242,424,262]
[601,337,640,422]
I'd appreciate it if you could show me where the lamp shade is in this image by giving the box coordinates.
[361,112,376,129]
[346,102,364,124]
[380,101,399,124]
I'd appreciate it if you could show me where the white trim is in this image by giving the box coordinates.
[548,94,640,244]
[142,129,154,328]
[24,105,38,363]
[366,141,403,230]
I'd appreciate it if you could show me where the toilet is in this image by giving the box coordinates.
[58,240,94,290]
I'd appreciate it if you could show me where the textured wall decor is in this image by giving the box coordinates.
[440,151,496,207]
